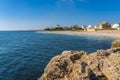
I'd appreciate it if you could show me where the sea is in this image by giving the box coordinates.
[0,31,114,80]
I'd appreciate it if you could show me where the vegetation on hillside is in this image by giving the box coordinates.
[44,24,84,31]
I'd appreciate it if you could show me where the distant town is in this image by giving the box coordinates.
[44,22,120,31]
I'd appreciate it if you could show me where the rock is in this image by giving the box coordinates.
[97,50,110,56]
[39,51,87,80]
[111,39,120,48]
[102,55,120,80]
[39,40,120,80]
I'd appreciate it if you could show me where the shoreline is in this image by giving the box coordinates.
[37,31,120,39]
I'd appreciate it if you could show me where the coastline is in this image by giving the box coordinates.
[37,30,120,39]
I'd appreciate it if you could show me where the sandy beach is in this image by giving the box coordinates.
[38,30,120,39]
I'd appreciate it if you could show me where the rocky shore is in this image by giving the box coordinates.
[39,40,120,80]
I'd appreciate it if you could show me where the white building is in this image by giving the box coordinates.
[96,22,107,29]
[112,23,120,30]
[85,25,96,32]
[87,25,95,29]
[81,25,87,29]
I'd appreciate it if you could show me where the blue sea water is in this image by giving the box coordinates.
[0,31,114,80]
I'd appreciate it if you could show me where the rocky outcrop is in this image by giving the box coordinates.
[39,40,120,80]
[112,39,120,48]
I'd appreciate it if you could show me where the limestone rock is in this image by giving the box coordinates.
[40,51,87,80]
[112,39,120,48]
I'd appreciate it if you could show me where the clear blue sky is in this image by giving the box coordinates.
[0,0,120,30]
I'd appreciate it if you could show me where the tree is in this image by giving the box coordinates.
[44,28,51,31]
[101,22,111,29]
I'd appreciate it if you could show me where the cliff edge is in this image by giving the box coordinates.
[39,40,120,80]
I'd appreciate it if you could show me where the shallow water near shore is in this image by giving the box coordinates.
[0,31,114,80]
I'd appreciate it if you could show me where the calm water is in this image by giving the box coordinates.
[0,31,113,80]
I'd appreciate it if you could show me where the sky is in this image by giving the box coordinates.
[0,0,120,30]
